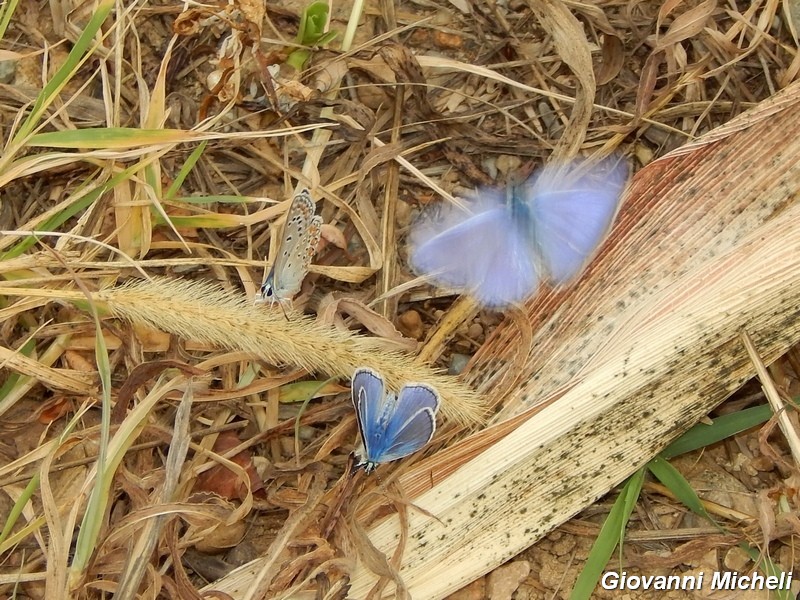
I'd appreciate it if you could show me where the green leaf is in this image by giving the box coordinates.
[647,456,718,526]
[286,49,312,72]
[570,468,645,600]
[280,379,339,403]
[738,544,794,600]
[28,127,201,149]
[661,404,772,459]
[296,2,331,45]
[287,2,337,71]
[165,141,207,201]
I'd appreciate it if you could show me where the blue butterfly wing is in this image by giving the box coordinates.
[375,383,440,463]
[351,367,388,463]
[410,205,540,308]
[528,160,628,284]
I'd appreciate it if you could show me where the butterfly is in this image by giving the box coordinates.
[409,157,629,308]
[255,189,322,308]
[351,367,440,474]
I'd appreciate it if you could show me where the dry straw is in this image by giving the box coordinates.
[202,74,800,599]
[66,277,483,426]
[344,76,800,598]
[4,0,798,595]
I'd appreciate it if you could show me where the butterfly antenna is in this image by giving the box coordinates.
[279,298,290,321]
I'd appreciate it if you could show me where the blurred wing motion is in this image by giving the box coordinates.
[256,189,322,306]
[409,157,628,308]
[410,205,540,308]
[529,159,628,284]
[351,367,440,473]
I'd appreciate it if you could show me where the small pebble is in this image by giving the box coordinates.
[397,309,424,340]
[449,353,471,375]
[467,322,483,340]
[487,560,531,600]
[0,60,16,84]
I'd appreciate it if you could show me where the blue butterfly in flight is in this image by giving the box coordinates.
[410,157,629,308]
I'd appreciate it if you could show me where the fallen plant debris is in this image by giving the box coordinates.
[1,0,800,598]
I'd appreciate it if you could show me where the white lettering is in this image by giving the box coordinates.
[712,571,732,588]
[736,574,751,589]
[602,570,791,592]
[688,573,703,589]
[601,572,619,590]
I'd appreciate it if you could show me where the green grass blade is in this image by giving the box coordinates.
[0,473,40,547]
[0,0,21,39]
[69,289,112,578]
[165,141,207,200]
[12,0,115,145]
[738,544,794,600]
[28,127,202,148]
[661,404,773,459]
[647,456,718,526]
[570,468,646,600]
[0,162,145,259]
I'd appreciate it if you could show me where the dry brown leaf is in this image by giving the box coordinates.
[656,0,717,49]
[637,0,717,115]
[597,34,625,86]
[319,222,346,251]
[341,78,800,598]
[526,0,595,159]
[316,294,419,353]
[194,431,263,501]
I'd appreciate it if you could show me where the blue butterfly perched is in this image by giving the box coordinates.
[409,157,629,308]
[351,367,440,474]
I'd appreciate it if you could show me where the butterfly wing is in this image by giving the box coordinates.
[257,190,322,304]
[528,160,628,284]
[375,383,440,463]
[351,367,388,464]
[410,202,540,308]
